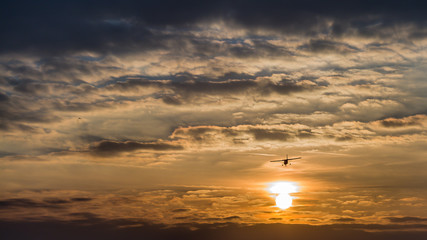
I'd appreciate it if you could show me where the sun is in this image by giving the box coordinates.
[275,193,293,210]
[268,182,298,210]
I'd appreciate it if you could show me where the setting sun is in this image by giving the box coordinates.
[269,182,299,210]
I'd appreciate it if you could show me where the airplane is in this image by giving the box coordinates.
[270,154,301,166]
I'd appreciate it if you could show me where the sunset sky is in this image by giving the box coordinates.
[1,1,427,239]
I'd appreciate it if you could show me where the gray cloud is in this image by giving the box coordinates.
[12,80,49,95]
[249,129,291,141]
[2,0,426,57]
[229,40,294,58]
[0,95,60,131]
[106,75,320,104]
[90,140,184,156]
[298,39,360,54]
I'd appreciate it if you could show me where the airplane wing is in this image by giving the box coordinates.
[287,157,301,160]
[270,160,285,162]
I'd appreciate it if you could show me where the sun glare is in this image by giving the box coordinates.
[268,182,298,210]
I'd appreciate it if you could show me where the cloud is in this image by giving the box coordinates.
[2,1,427,57]
[0,92,9,101]
[339,99,404,122]
[248,128,291,141]
[171,113,427,146]
[171,208,190,213]
[170,125,309,146]
[105,74,319,103]
[228,40,294,58]
[89,140,184,156]
[0,198,72,209]
[0,197,94,210]
[0,198,58,209]
[298,39,360,54]
[70,197,93,202]
[386,217,427,223]
[379,115,424,128]
[12,79,49,95]
[0,94,60,131]
[332,217,356,222]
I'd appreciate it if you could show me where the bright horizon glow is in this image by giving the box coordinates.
[268,181,299,210]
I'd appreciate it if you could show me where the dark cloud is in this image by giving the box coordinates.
[0,197,94,209]
[106,74,319,102]
[0,57,119,88]
[0,59,115,132]
[43,198,71,205]
[379,115,424,128]
[70,197,93,202]
[386,217,427,223]
[51,101,110,112]
[172,80,258,96]
[0,198,62,209]
[90,140,183,156]
[13,80,49,95]
[67,212,101,221]
[0,10,167,56]
[249,129,291,141]
[168,38,294,60]
[349,80,374,86]
[171,125,323,146]
[2,0,426,56]
[45,197,90,204]
[162,96,182,105]
[173,127,219,142]
[3,76,49,96]
[171,208,189,213]
[0,94,60,131]
[1,59,107,130]
[298,39,360,54]
[0,92,9,102]
[79,135,105,143]
[335,135,354,142]
[332,217,356,222]
[173,125,320,144]
[297,129,316,138]
[229,40,293,58]
[0,151,13,157]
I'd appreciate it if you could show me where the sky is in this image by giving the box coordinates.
[1,0,427,239]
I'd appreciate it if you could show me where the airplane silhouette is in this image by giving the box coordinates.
[270,154,301,166]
